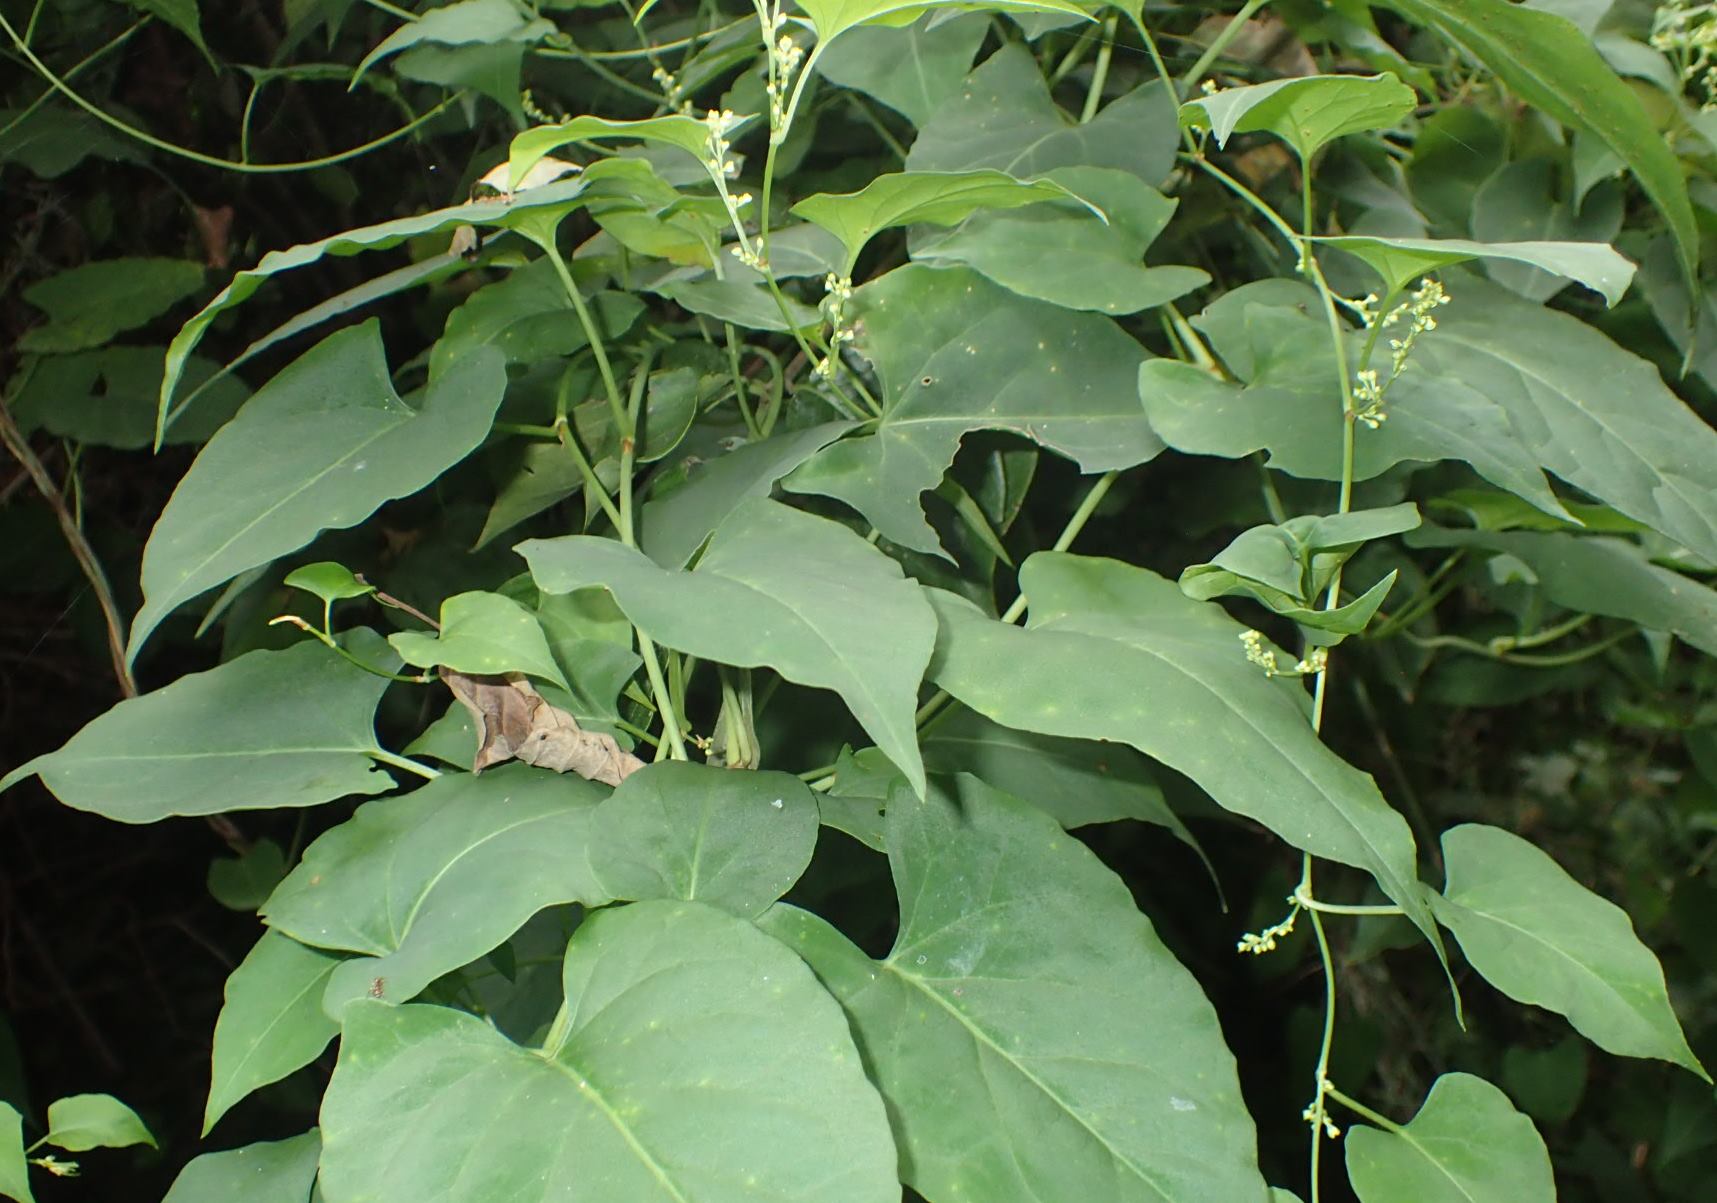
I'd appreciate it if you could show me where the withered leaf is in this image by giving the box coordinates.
[439,668,644,786]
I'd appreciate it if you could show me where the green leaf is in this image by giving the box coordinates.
[130,322,506,662]
[0,637,397,822]
[1345,1073,1554,1203]
[262,765,608,1013]
[907,43,1176,184]
[1413,275,1717,560]
[1502,1038,1588,1126]
[162,1131,320,1203]
[8,347,249,449]
[1180,73,1416,160]
[646,274,821,332]
[1138,283,1570,522]
[785,265,1160,556]
[795,0,1090,44]
[354,0,552,81]
[160,170,608,427]
[1405,526,1717,657]
[42,1094,154,1152]
[588,762,819,917]
[910,165,1209,315]
[204,932,342,1134]
[207,838,290,911]
[432,259,644,375]
[924,553,1445,960]
[319,901,898,1203]
[128,0,213,62]
[638,422,854,568]
[1317,235,1634,306]
[1431,823,1707,1078]
[0,1103,30,1203]
[1387,0,1699,288]
[814,12,988,126]
[283,561,374,606]
[791,169,1088,274]
[19,258,203,353]
[507,113,722,191]
[522,498,936,796]
[389,591,569,689]
[760,775,1267,1202]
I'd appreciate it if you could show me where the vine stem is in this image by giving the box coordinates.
[372,748,442,781]
[0,13,462,174]
[1180,0,1273,95]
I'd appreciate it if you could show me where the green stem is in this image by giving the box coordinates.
[541,241,628,436]
[372,748,442,781]
[0,17,144,144]
[1079,16,1118,123]
[0,12,460,173]
[637,637,689,760]
[1323,1083,1408,1136]
[1304,857,1338,1203]
[724,324,762,438]
[1180,0,1273,96]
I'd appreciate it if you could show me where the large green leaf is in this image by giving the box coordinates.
[355,0,552,81]
[791,170,1086,274]
[1417,276,1717,557]
[761,775,1267,1202]
[588,762,819,918]
[261,765,610,1014]
[910,165,1208,315]
[1387,0,1699,288]
[129,322,506,662]
[924,553,1444,956]
[1317,234,1634,306]
[1345,1073,1553,1203]
[0,637,396,822]
[506,114,719,191]
[1431,823,1707,1077]
[1405,526,1717,657]
[907,43,1177,184]
[639,421,855,567]
[204,932,342,1134]
[523,498,935,795]
[19,258,203,353]
[814,12,988,126]
[128,0,212,61]
[161,1131,320,1203]
[1138,281,1570,521]
[785,264,1161,555]
[389,591,570,689]
[318,901,898,1202]
[1180,73,1416,160]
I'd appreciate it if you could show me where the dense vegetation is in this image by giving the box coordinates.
[4,0,1717,1199]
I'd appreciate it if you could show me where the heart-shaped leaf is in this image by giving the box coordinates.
[318,901,899,1202]
[1317,235,1634,306]
[390,591,569,689]
[589,762,819,917]
[261,764,610,1014]
[761,775,1267,1202]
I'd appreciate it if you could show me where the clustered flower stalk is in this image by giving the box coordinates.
[1350,277,1451,429]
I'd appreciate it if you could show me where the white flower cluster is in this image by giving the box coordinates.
[815,273,855,378]
[1239,630,1327,678]
[703,109,763,269]
[1351,277,1450,429]
[1653,0,1717,109]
